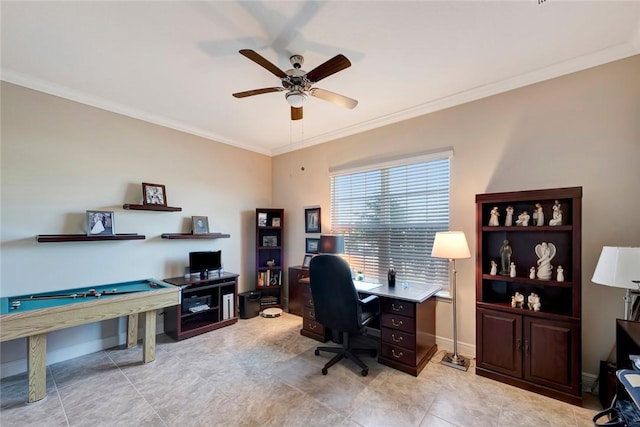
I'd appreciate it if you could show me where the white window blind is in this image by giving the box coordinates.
[330,155,451,290]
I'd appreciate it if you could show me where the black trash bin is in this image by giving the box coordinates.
[239,291,261,319]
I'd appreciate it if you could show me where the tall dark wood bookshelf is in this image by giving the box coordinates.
[475,187,582,405]
[255,208,284,310]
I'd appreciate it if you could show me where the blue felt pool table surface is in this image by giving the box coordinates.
[0,279,173,315]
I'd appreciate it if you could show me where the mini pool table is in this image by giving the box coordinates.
[0,279,180,403]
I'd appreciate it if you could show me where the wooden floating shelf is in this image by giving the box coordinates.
[160,233,231,240]
[37,234,146,243]
[481,225,572,232]
[123,204,182,212]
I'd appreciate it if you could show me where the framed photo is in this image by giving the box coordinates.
[302,254,313,268]
[263,235,278,247]
[86,210,115,236]
[142,182,167,206]
[306,237,320,254]
[271,217,281,227]
[305,207,321,233]
[192,216,209,234]
[257,212,268,227]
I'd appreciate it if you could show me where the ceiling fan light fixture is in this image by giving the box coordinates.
[286,91,306,108]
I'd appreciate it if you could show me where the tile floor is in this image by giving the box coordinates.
[1,313,601,426]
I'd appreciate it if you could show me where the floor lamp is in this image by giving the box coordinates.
[592,246,640,320]
[432,231,471,371]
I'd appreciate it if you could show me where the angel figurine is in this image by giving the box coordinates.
[488,206,500,226]
[505,206,514,226]
[549,200,563,226]
[535,242,556,280]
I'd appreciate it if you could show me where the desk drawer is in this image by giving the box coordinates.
[303,292,314,308]
[382,299,415,318]
[381,328,415,351]
[302,318,325,335]
[304,306,318,321]
[381,343,416,366]
[381,313,415,334]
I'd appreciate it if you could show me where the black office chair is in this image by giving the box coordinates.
[309,254,379,377]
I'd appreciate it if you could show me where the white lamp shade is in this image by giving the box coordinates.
[431,231,471,260]
[592,246,640,290]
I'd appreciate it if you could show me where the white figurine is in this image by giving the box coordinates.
[549,200,563,226]
[505,206,514,226]
[490,260,497,275]
[529,266,536,279]
[533,203,544,226]
[557,265,564,282]
[528,293,541,311]
[516,211,530,226]
[509,262,517,278]
[512,292,525,308]
[488,206,500,226]
[535,242,556,280]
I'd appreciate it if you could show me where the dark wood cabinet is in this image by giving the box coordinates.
[255,209,284,309]
[163,273,238,341]
[288,266,308,317]
[475,187,582,406]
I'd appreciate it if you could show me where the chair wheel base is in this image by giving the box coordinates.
[361,368,368,376]
[314,349,320,356]
[322,368,328,375]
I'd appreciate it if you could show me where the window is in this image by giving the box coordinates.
[330,151,451,291]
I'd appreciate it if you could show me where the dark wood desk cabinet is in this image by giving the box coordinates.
[379,296,437,376]
[288,266,307,317]
[617,319,640,370]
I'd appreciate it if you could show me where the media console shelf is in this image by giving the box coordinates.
[161,233,231,240]
[163,273,239,341]
[36,234,146,243]
[123,204,182,212]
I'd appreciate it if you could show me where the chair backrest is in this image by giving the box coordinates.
[309,254,361,333]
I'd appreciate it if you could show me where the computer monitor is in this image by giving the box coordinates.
[189,251,221,278]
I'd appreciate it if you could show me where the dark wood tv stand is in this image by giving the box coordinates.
[163,273,238,341]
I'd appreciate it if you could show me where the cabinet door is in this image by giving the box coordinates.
[477,308,522,378]
[524,317,580,394]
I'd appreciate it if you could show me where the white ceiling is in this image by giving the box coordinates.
[2,1,639,156]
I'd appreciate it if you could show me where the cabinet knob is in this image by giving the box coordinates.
[391,349,404,359]
[391,303,403,312]
[517,339,522,352]
[308,323,316,330]
[391,334,403,343]
[391,318,403,327]
[524,340,530,354]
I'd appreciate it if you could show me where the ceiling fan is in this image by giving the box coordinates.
[232,49,358,120]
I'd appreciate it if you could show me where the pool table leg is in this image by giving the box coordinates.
[27,333,47,403]
[127,313,138,348]
[143,310,156,363]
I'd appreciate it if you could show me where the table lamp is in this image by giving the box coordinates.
[431,231,471,371]
[592,246,640,320]
[319,234,345,254]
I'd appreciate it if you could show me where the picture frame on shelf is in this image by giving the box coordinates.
[306,237,320,254]
[191,216,209,234]
[302,254,313,268]
[257,212,268,227]
[271,217,281,227]
[263,235,278,247]
[86,210,115,236]
[142,182,167,206]
[305,207,321,233]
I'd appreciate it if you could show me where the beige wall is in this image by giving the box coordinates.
[0,82,271,376]
[273,55,640,378]
[1,55,638,380]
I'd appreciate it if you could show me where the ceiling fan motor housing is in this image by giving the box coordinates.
[289,54,304,69]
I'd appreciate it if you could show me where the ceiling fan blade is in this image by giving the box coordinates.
[232,87,284,98]
[291,106,303,121]
[239,49,287,78]
[310,88,358,109]
[305,54,351,83]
